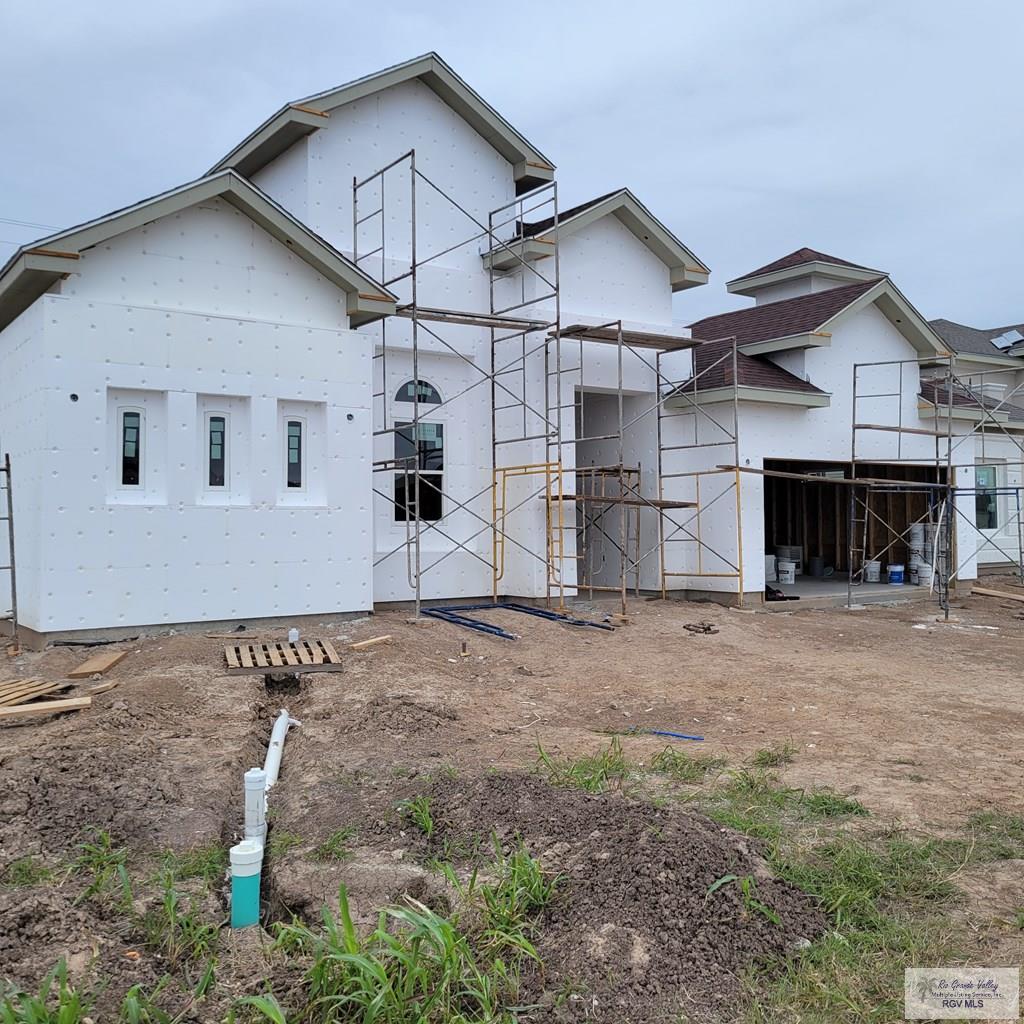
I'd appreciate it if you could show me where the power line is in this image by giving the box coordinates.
[0,216,56,231]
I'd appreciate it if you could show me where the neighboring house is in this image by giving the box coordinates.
[671,248,987,596]
[930,317,1024,567]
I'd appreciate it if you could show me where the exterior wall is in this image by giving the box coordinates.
[968,432,1024,567]
[0,304,46,629]
[0,201,374,634]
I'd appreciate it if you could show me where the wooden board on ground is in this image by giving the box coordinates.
[87,679,121,696]
[972,587,1024,604]
[224,638,344,675]
[0,696,91,720]
[0,679,69,707]
[349,635,393,651]
[68,650,130,679]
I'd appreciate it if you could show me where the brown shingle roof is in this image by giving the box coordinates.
[515,189,623,238]
[731,247,883,283]
[688,277,883,348]
[681,339,827,396]
[919,378,1024,421]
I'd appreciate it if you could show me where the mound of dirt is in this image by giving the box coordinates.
[421,773,826,1023]
[336,693,457,736]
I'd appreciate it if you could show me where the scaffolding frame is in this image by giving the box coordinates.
[848,354,1024,616]
[352,149,747,615]
[0,453,16,648]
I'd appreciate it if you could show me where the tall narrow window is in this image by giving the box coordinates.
[975,464,999,530]
[208,415,226,488]
[121,411,141,486]
[287,420,303,488]
[394,421,443,521]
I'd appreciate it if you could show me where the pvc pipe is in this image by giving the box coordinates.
[244,767,267,844]
[229,838,264,929]
[264,709,300,791]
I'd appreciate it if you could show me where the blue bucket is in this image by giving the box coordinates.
[887,564,905,585]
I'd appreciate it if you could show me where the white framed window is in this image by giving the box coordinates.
[118,407,144,488]
[392,379,444,523]
[286,417,306,491]
[975,463,1001,531]
[205,412,228,489]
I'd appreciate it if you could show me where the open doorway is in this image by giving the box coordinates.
[763,459,946,597]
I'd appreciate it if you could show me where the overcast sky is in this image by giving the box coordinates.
[2,0,1021,327]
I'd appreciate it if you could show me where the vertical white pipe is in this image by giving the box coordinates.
[244,767,267,844]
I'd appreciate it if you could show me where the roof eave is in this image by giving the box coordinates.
[210,53,555,191]
[667,385,830,409]
[726,261,882,297]
[738,331,832,356]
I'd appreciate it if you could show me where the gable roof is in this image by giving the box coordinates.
[732,247,881,282]
[930,317,1024,361]
[727,247,886,298]
[689,277,951,358]
[0,171,397,333]
[488,188,710,292]
[686,338,827,396]
[209,53,555,194]
[919,377,1024,424]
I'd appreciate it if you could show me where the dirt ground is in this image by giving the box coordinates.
[1,586,1023,1020]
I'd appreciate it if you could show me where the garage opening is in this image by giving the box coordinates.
[763,459,947,595]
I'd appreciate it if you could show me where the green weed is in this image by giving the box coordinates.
[70,829,132,908]
[140,872,220,967]
[158,845,227,887]
[1,856,53,887]
[706,873,780,926]
[398,796,435,838]
[0,961,93,1023]
[312,827,356,863]
[650,747,725,783]
[750,742,797,768]
[268,830,303,859]
[799,789,870,819]
[536,737,630,793]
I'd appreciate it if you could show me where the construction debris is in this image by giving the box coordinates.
[683,621,720,635]
[224,638,343,674]
[0,679,70,707]
[67,649,129,679]
[0,695,91,720]
[971,586,1024,604]
[348,635,393,651]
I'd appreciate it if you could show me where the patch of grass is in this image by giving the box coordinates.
[650,746,725,783]
[537,737,630,793]
[751,741,797,768]
[70,829,132,908]
[140,871,220,967]
[267,829,303,859]
[159,844,227,887]
[0,960,94,1023]
[272,884,521,1022]
[799,789,870,819]
[312,827,357,863]
[398,795,435,838]
[1,855,54,887]
[964,810,1024,860]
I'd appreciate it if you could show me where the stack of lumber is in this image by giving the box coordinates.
[0,677,90,719]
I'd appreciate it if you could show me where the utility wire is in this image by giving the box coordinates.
[0,216,56,230]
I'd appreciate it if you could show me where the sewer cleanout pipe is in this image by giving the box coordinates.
[230,709,301,929]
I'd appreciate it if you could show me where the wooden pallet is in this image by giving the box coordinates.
[0,678,71,707]
[224,638,343,675]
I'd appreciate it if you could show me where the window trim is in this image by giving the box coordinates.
[285,417,306,491]
[974,462,1002,532]
[205,411,229,490]
[118,406,144,489]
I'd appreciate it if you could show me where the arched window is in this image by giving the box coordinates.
[395,379,441,405]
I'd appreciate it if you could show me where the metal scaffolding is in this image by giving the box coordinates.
[0,453,16,649]
[352,149,746,615]
[848,354,1024,616]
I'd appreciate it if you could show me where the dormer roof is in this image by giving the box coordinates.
[727,247,886,297]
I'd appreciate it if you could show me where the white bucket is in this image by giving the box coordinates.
[764,554,777,583]
[909,523,925,547]
[908,562,920,585]
[918,563,933,586]
[776,545,802,576]
[865,559,881,583]
[777,559,797,585]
